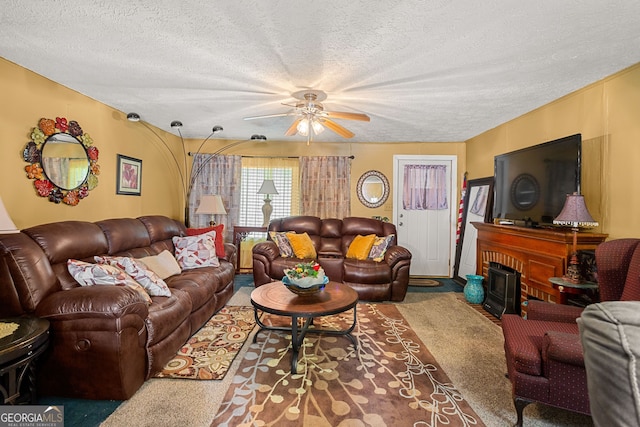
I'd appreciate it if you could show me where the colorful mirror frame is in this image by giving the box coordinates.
[23,117,100,205]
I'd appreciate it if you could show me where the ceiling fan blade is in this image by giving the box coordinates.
[322,119,355,138]
[285,118,302,136]
[325,111,371,122]
[243,112,294,120]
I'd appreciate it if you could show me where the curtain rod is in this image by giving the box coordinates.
[240,155,355,159]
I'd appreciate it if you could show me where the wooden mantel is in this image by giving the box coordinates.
[472,222,607,316]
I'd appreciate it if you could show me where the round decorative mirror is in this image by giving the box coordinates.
[23,117,99,205]
[357,170,389,208]
[510,173,539,210]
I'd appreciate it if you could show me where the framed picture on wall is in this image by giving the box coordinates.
[116,154,142,196]
[453,176,494,285]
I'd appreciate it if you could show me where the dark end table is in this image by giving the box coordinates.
[0,317,50,404]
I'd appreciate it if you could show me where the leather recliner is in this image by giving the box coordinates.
[252,216,412,302]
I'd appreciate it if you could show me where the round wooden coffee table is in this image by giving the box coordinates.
[251,281,358,374]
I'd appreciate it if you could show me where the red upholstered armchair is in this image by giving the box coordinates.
[501,238,640,426]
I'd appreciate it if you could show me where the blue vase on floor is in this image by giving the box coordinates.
[464,274,485,304]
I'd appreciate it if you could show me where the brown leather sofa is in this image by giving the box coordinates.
[0,215,236,400]
[252,216,412,301]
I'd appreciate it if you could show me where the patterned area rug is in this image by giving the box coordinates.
[154,306,255,380]
[409,278,443,287]
[213,303,485,426]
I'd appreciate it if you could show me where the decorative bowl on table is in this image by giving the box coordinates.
[282,261,328,296]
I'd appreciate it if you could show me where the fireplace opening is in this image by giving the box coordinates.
[483,262,521,319]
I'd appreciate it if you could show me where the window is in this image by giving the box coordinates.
[239,158,300,226]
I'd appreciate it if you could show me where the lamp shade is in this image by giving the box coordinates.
[0,197,19,233]
[257,179,279,195]
[195,195,227,215]
[553,193,599,228]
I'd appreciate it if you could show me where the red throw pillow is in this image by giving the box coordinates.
[186,224,225,258]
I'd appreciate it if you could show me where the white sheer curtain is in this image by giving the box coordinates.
[300,156,351,218]
[402,164,448,210]
[188,154,242,241]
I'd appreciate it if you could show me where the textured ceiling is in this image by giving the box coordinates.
[2,1,640,143]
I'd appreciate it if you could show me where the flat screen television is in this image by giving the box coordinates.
[492,134,581,227]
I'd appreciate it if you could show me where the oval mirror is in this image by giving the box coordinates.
[41,133,90,190]
[357,170,389,208]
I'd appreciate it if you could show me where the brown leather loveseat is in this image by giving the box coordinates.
[252,216,411,301]
[0,215,235,400]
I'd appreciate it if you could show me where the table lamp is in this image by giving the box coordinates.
[195,195,227,226]
[553,192,599,283]
[0,197,19,234]
[257,179,278,227]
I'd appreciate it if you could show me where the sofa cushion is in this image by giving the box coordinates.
[369,234,395,262]
[95,255,171,297]
[346,234,376,260]
[342,258,391,284]
[269,231,294,257]
[172,232,220,269]
[138,250,181,279]
[187,224,225,258]
[67,259,152,304]
[286,232,317,259]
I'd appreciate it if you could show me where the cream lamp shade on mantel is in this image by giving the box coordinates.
[257,179,278,227]
[0,197,19,234]
[195,195,227,226]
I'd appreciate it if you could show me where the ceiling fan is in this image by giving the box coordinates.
[243,90,370,144]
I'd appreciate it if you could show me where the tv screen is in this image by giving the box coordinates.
[493,134,581,226]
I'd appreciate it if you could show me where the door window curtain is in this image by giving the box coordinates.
[188,154,242,242]
[402,164,448,210]
[300,156,351,219]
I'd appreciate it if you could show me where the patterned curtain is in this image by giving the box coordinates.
[300,156,351,219]
[402,164,448,210]
[188,154,242,242]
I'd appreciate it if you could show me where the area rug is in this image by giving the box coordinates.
[154,306,255,380]
[409,277,443,287]
[212,303,485,426]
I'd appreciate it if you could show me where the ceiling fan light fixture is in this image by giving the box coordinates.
[297,118,310,136]
[311,119,325,135]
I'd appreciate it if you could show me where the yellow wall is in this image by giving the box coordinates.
[2,57,185,228]
[465,63,640,239]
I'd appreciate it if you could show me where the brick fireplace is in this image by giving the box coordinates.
[473,222,607,317]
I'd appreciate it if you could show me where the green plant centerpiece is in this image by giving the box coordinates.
[282,261,328,295]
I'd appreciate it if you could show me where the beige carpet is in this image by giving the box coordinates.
[100,289,593,427]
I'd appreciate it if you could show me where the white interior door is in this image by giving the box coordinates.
[393,155,457,277]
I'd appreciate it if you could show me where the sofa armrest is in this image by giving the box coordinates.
[542,330,584,368]
[527,300,584,323]
[35,285,149,320]
[385,245,412,267]
[223,242,237,266]
[252,241,280,286]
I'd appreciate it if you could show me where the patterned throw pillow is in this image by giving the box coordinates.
[346,234,377,260]
[186,224,225,258]
[269,231,294,258]
[368,234,395,262]
[137,250,182,280]
[67,259,152,304]
[285,232,317,259]
[95,255,171,297]
[172,231,220,269]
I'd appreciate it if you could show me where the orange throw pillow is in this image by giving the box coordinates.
[186,224,225,258]
[346,234,377,260]
[286,232,317,259]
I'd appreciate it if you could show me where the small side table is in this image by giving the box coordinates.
[549,277,599,306]
[0,317,50,404]
[233,226,268,273]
